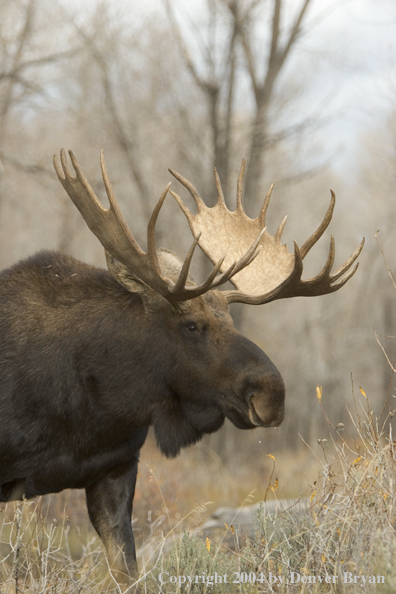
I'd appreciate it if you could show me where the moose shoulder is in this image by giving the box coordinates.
[0,150,364,587]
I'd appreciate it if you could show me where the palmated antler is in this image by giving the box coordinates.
[169,160,364,305]
[53,150,263,305]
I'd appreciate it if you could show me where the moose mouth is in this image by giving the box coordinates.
[220,393,269,429]
[220,386,284,430]
[248,396,264,427]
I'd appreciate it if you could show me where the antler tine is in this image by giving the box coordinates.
[170,254,234,300]
[54,148,71,181]
[53,152,65,180]
[214,169,227,207]
[99,151,126,218]
[321,234,335,278]
[55,149,111,238]
[98,150,144,254]
[327,262,360,293]
[147,183,171,274]
[236,159,245,210]
[258,183,275,226]
[286,241,304,287]
[169,169,205,213]
[275,216,287,241]
[170,233,202,294]
[304,235,335,286]
[211,261,238,286]
[169,189,194,227]
[330,237,365,282]
[194,255,229,291]
[300,191,335,260]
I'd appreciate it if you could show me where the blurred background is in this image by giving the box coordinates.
[0,0,395,525]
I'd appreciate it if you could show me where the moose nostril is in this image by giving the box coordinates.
[245,372,285,426]
[248,395,263,426]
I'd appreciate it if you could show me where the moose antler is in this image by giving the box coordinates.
[169,160,364,305]
[53,150,263,304]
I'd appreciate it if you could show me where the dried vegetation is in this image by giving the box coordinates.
[1,387,395,592]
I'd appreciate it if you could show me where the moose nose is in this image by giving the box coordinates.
[247,372,285,428]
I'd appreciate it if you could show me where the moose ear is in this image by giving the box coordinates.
[105,250,152,298]
[105,248,195,311]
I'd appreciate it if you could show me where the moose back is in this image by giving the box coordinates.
[0,150,364,586]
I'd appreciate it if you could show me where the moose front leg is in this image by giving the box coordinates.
[85,459,139,587]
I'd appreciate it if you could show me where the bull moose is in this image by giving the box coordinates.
[0,150,363,586]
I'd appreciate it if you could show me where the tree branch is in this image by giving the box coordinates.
[164,0,207,92]
[282,0,313,64]
[0,0,35,129]
[0,49,80,81]
[70,20,153,216]
[269,0,281,68]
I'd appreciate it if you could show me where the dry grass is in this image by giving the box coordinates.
[0,498,111,592]
[1,385,395,592]
[134,433,320,540]
[138,384,396,593]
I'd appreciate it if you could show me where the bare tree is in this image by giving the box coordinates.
[165,0,334,202]
[165,0,240,201]
[0,0,79,210]
[237,0,312,202]
[60,4,189,254]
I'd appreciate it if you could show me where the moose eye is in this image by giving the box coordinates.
[186,322,198,333]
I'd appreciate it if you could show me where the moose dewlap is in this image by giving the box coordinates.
[0,149,364,586]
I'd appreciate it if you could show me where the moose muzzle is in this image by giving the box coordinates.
[246,371,285,428]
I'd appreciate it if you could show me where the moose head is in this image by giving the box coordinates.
[53,149,363,447]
